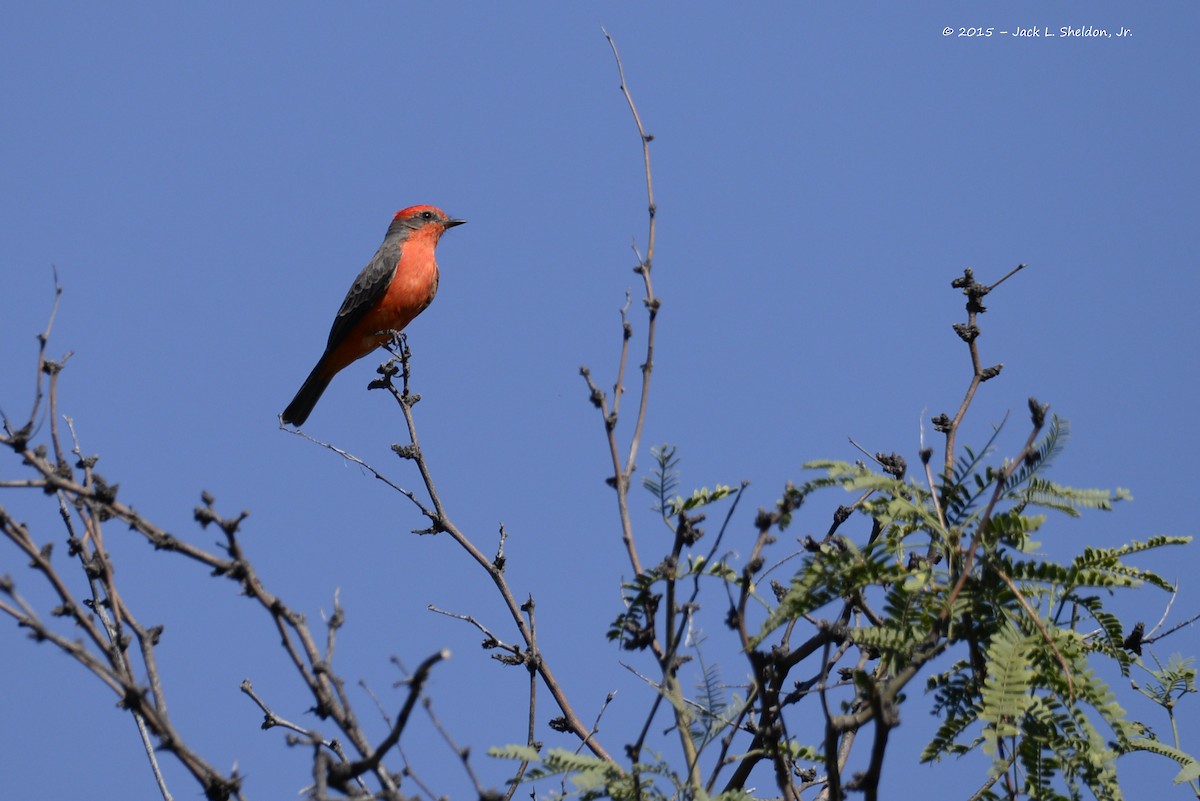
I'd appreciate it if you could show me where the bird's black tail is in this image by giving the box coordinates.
[281,363,332,427]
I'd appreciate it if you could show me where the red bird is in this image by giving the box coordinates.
[281,205,465,426]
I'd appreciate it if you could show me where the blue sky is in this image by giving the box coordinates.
[2,3,1197,798]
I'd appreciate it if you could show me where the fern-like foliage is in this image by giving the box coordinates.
[642,443,736,522]
[643,443,681,523]
[1127,736,1200,783]
[979,622,1034,744]
[667,484,736,516]
[757,419,1193,800]
[488,746,670,801]
[758,537,904,643]
[595,409,1191,801]
[1141,653,1197,705]
[607,571,661,651]
[690,650,729,750]
[1003,415,1069,498]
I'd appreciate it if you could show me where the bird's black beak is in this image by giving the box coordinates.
[444,218,467,229]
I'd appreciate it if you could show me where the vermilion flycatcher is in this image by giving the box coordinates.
[281,205,465,426]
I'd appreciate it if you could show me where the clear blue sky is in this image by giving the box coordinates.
[2,3,1197,798]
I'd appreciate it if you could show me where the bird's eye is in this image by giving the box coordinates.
[421,210,435,220]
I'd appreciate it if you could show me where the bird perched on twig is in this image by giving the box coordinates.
[281,205,465,426]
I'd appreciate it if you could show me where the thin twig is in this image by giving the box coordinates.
[423,693,488,799]
[280,424,432,519]
[371,343,618,764]
[1146,610,1200,645]
[329,649,450,787]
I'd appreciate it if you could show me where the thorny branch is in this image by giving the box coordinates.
[282,330,614,764]
[1,278,245,801]
[582,27,661,582]
[362,336,617,767]
[2,282,458,800]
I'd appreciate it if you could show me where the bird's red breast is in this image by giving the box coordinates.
[319,207,458,378]
[280,204,464,426]
[356,227,442,345]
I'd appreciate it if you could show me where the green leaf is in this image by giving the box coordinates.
[756,539,901,643]
[668,483,736,515]
[643,443,680,520]
[1128,737,1200,783]
[979,623,1034,738]
[487,743,541,762]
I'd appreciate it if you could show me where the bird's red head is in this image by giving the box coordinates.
[392,205,466,230]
